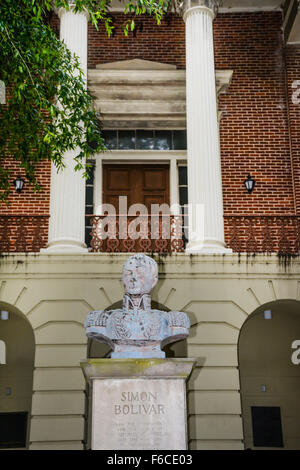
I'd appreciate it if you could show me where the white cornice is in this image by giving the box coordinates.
[219,7,282,12]
[104,0,283,13]
[88,62,233,128]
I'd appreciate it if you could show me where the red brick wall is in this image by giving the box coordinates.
[216,12,295,216]
[89,11,296,216]
[286,46,300,215]
[0,159,50,251]
[1,10,299,252]
[0,11,58,250]
[0,160,50,216]
[88,14,185,69]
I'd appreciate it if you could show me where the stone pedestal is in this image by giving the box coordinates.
[81,358,196,450]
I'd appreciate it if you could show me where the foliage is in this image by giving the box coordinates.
[0,0,170,202]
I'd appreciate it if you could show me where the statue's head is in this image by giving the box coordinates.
[122,254,158,295]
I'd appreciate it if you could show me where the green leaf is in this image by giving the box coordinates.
[0,0,167,201]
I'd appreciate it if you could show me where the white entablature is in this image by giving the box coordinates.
[107,0,282,13]
[88,59,233,128]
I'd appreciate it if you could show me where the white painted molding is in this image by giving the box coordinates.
[106,0,282,13]
[88,61,232,129]
[287,6,300,44]
[93,151,186,214]
[96,59,177,70]
[0,340,6,365]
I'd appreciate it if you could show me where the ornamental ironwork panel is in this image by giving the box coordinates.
[224,216,300,255]
[89,215,185,254]
[0,215,49,253]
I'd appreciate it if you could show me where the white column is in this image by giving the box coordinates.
[94,157,102,214]
[44,7,89,252]
[183,0,231,253]
[170,158,180,214]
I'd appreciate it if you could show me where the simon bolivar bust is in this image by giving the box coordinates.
[84,254,190,358]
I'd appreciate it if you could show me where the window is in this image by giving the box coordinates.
[251,406,284,448]
[85,162,95,247]
[178,165,188,245]
[101,130,187,151]
[0,340,5,365]
[0,412,28,448]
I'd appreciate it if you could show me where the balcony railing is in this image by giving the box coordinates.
[89,214,185,253]
[0,215,49,253]
[1,214,299,255]
[224,215,300,255]
[89,215,300,255]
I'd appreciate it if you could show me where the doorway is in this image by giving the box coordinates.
[0,306,35,448]
[239,300,300,449]
[103,164,170,211]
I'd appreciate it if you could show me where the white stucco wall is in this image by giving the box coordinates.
[0,253,299,449]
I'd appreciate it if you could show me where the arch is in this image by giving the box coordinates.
[0,340,5,365]
[238,299,300,450]
[0,302,35,449]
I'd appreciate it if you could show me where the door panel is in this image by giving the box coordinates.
[143,195,167,209]
[103,164,169,212]
[107,168,130,190]
[143,169,166,190]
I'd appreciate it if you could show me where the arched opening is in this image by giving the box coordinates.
[238,300,300,449]
[0,304,35,449]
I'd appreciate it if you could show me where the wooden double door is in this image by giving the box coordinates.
[103,164,170,213]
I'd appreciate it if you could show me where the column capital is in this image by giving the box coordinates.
[180,0,220,21]
[57,4,90,20]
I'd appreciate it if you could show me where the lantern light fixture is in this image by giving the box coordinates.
[13,175,25,193]
[0,311,9,321]
[264,310,272,320]
[244,174,255,194]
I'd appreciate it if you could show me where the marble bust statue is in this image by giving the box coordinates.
[84,254,190,358]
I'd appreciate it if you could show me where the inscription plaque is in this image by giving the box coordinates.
[92,378,187,450]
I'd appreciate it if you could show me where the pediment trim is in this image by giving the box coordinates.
[96,58,177,70]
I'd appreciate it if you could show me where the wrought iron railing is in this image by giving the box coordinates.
[0,215,49,253]
[224,215,300,254]
[2,214,299,255]
[88,214,185,253]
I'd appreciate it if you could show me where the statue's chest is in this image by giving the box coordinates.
[108,310,162,340]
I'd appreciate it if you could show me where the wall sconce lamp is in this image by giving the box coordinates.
[0,311,9,320]
[264,310,272,320]
[13,175,25,193]
[244,174,256,194]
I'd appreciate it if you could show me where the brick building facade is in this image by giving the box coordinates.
[1,9,299,254]
[0,0,300,451]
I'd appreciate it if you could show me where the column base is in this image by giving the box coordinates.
[185,239,233,254]
[81,358,196,450]
[41,238,88,254]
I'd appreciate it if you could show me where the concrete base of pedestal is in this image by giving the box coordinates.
[81,358,196,450]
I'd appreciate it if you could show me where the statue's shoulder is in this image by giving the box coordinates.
[84,309,114,328]
[164,310,190,329]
